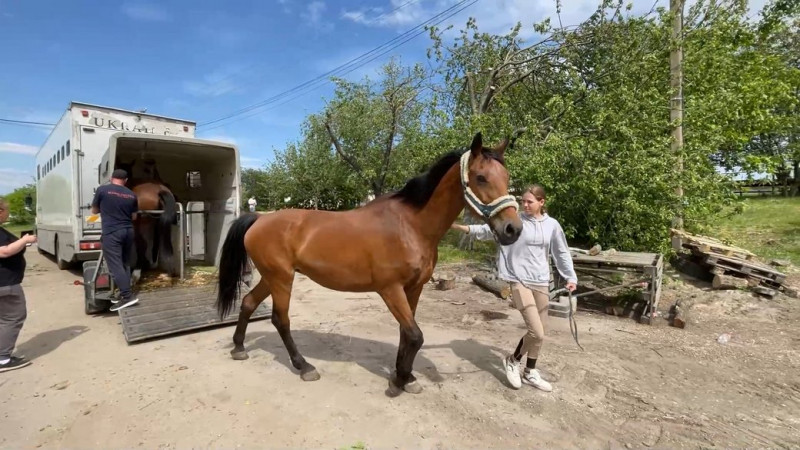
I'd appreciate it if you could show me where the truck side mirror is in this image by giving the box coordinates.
[24,194,33,210]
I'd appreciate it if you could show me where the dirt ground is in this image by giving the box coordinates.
[2,248,799,449]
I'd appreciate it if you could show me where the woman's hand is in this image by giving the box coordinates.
[450,223,469,234]
[566,282,577,292]
[22,234,37,245]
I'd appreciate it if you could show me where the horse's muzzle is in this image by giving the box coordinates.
[495,220,522,245]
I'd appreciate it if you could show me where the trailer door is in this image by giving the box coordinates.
[78,126,109,234]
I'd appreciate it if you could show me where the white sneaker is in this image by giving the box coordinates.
[521,369,553,392]
[502,355,522,389]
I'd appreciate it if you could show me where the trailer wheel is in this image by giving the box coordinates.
[82,261,109,315]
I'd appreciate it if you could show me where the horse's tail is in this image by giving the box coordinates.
[216,213,260,318]
[157,190,177,260]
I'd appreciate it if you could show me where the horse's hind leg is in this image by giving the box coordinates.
[231,278,270,360]
[268,272,320,381]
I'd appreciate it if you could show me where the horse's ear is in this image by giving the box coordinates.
[470,132,483,156]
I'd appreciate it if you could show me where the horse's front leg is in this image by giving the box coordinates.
[380,284,424,396]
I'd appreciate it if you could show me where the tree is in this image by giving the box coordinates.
[2,184,36,225]
[321,59,436,197]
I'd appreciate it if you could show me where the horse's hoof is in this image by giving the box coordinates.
[300,369,320,381]
[403,380,423,394]
[230,350,249,360]
[386,379,404,398]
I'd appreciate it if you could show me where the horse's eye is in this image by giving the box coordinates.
[476,175,488,184]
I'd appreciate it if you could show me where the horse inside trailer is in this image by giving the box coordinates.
[90,133,269,342]
[102,133,241,276]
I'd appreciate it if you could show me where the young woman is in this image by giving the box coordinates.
[0,196,37,372]
[451,185,577,391]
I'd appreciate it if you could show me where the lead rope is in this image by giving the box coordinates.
[567,289,584,351]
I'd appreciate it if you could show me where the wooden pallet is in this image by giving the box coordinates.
[703,254,786,285]
[671,228,755,261]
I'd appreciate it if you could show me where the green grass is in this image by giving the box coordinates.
[437,229,496,264]
[338,442,367,450]
[3,222,34,237]
[705,196,800,266]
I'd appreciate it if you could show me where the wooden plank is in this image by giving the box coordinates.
[670,228,755,259]
[119,286,270,343]
[572,252,659,266]
[704,254,786,283]
[704,261,784,288]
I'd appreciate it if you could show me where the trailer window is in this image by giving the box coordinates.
[37,165,40,180]
[66,140,70,156]
[186,171,202,188]
[61,146,65,160]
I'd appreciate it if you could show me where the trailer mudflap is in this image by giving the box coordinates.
[118,285,270,343]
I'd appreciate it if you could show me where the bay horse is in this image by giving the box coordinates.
[130,180,178,280]
[216,132,523,395]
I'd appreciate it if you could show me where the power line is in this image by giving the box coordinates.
[198,0,479,130]
[0,118,55,127]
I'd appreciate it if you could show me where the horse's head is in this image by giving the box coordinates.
[461,132,523,245]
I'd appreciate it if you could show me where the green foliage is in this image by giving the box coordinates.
[239,0,799,254]
[2,184,36,225]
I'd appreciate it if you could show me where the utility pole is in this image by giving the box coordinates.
[670,0,685,230]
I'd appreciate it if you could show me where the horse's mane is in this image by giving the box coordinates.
[390,150,463,208]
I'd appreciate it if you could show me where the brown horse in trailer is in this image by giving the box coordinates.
[216,132,522,395]
[130,180,178,280]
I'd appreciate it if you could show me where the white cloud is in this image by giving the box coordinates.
[342,0,771,39]
[183,66,245,97]
[239,156,265,169]
[0,142,38,156]
[0,168,35,194]
[301,1,333,31]
[342,0,429,27]
[121,3,169,22]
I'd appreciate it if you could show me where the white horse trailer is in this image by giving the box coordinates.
[35,102,268,341]
[34,102,195,268]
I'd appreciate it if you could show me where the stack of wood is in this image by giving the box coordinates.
[670,229,795,299]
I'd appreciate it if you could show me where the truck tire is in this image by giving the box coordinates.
[82,261,108,315]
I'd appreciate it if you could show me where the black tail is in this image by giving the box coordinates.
[157,190,177,261]
[216,213,260,318]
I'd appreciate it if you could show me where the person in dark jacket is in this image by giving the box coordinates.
[0,196,37,372]
[91,169,140,311]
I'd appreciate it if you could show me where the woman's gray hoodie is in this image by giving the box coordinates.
[468,213,577,287]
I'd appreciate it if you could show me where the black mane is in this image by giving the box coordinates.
[391,149,504,209]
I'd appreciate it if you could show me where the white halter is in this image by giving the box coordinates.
[460,151,519,220]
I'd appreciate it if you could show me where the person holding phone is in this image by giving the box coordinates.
[0,196,37,372]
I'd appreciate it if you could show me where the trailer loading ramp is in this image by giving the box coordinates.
[118,285,270,343]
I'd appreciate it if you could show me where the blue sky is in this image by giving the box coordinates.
[0,0,768,194]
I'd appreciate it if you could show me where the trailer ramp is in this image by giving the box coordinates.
[118,285,270,343]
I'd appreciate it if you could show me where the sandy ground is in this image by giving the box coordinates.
[1,248,799,449]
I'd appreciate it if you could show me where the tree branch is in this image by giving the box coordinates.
[324,116,367,182]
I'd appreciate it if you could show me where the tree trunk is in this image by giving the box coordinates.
[669,298,691,329]
[473,275,511,299]
[712,274,749,290]
[670,0,685,229]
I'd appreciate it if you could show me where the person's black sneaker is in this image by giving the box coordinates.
[0,356,32,373]
[110,296,139,312]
